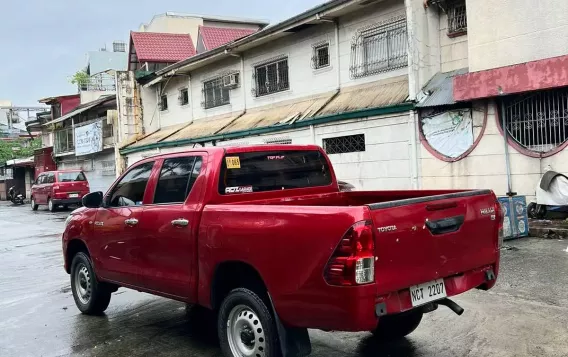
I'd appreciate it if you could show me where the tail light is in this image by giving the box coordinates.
[324,220,375,286]
[495,200,505,249]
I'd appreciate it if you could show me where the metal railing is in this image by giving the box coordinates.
[350,16,408,79]
[502,88,568,154]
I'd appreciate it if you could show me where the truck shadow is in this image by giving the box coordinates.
[355,335,417,357]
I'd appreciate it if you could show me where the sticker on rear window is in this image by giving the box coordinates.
[225,156,241,169]
[225,186,253,194]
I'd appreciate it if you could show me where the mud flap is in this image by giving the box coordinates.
[268,293,312,357]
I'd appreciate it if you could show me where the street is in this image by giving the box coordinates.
[1,201,567,357]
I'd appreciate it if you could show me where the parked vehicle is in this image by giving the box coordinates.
[8,186,25,205]
[62,145,503,357]
[528,168,568,219]
[31,170,90,212]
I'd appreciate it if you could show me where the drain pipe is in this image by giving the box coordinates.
[498,87,516,196]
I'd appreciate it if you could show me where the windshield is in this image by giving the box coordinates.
[58,172,86,182]
[219,150,332,194]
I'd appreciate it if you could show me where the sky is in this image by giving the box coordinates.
[0,0,324,108]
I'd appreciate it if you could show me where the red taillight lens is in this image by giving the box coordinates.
[325,220,375,286]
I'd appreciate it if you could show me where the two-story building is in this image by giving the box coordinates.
[120,0,418,190]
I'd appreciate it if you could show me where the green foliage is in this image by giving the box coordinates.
[0,138,41,164]
[70,70,90,87]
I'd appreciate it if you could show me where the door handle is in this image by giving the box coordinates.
[171,218,189,227]
[124,218,139,226]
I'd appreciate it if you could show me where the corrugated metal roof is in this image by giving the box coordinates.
[128,122,190,148]
[43,95,115,126]
[199,26,257,51]
[168,114,239,141]
[131,32,196,63]
[318,76,409,116]
[416,68,468,108]
[219,93,335,134]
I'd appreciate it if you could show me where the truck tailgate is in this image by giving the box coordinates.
[368,189,500,296]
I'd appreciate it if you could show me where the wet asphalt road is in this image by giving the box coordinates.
[1,201,568,357]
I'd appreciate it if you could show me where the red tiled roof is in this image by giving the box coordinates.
[199,26,257,51]
[131,32,196,62]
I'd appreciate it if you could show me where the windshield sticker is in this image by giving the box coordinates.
[225,156,241,169]
[225,186,253,194]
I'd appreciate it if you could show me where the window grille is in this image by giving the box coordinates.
[350,16,407,79]
[323,134,365,154]
[264,137,292,145]
[179,88,189,106]
[447,0,467,36]
[312,43,330,69]
[159,95,168,111]
[253,58,289,97]
[203,78,230,109]
[501,88,568,154]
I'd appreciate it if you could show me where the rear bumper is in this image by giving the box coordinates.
[52,198,82,205]
[278,262,499,332]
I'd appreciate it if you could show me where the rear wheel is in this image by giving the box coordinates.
[372,309,423,341]
[30,197,38,211]
[70,252,112,315]
[48,198,56,212]
[218,288,280,357]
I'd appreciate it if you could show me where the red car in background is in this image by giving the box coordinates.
[31,170,90,211]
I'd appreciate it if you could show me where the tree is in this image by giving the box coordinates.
[0,138,41,164]
[70,70,90,90]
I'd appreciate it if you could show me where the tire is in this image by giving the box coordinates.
[30,197,38,211]
[372,309,423,341]
[48,198,56,212]
[70,252,112,315]
[218,288,280,357]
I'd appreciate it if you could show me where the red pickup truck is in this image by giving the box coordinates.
[62,145,502,357]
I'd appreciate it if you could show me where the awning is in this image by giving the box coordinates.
[317,76,409,116]
[454,54,568,101]
[416,68,468,108]
[168,114,240,141]
[127,122,190,148]
[43,95,115,126]
[218,92,335,134]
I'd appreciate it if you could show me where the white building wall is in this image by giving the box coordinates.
[467,0,568,72]
[58,150,117,194]
[156,76,193,127]
[439,13,468,72]
[140,86,160,135]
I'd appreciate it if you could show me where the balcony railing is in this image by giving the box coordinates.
[78,73,116,92]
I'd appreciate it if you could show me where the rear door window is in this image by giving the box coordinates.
[219,150,332,194]
[107,162,155,207]
[58,172,86,182]
[154,156,203,204]
[46,173,55,184]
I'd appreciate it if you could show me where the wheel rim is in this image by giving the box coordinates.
[31,199,35,209]
[48,200,53,211]
[74,264,91,305]
[227,305,266,357]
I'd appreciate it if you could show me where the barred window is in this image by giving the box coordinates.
[500,88,568,155]
[447,0,467,36]
[203,78,230,109]
[254,58,289,97]
[350,16,407,79]
[179,88,189,106]
[312,43,330,69]
[159,94,168,111]
[323,134,365,154]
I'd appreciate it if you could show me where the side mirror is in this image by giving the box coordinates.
[82,191,104,208]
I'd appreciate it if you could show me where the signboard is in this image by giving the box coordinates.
[422,109,473,158]
[75,121,103,156]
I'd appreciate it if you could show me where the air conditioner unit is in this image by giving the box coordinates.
[223,73,239,88]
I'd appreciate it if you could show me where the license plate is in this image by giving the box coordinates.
[409,279,447,307]
[69,193,79,198]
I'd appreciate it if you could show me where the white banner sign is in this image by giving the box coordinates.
[422,110,473,158]
[75,121,103,156]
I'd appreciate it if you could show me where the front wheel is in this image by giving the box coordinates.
[372,309,423,341]
[218,288,280,357]
[70,252,112,314]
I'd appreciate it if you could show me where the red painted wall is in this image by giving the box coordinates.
[34,147,57,179]
[59,95,80,116]
[454,54,568,102]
